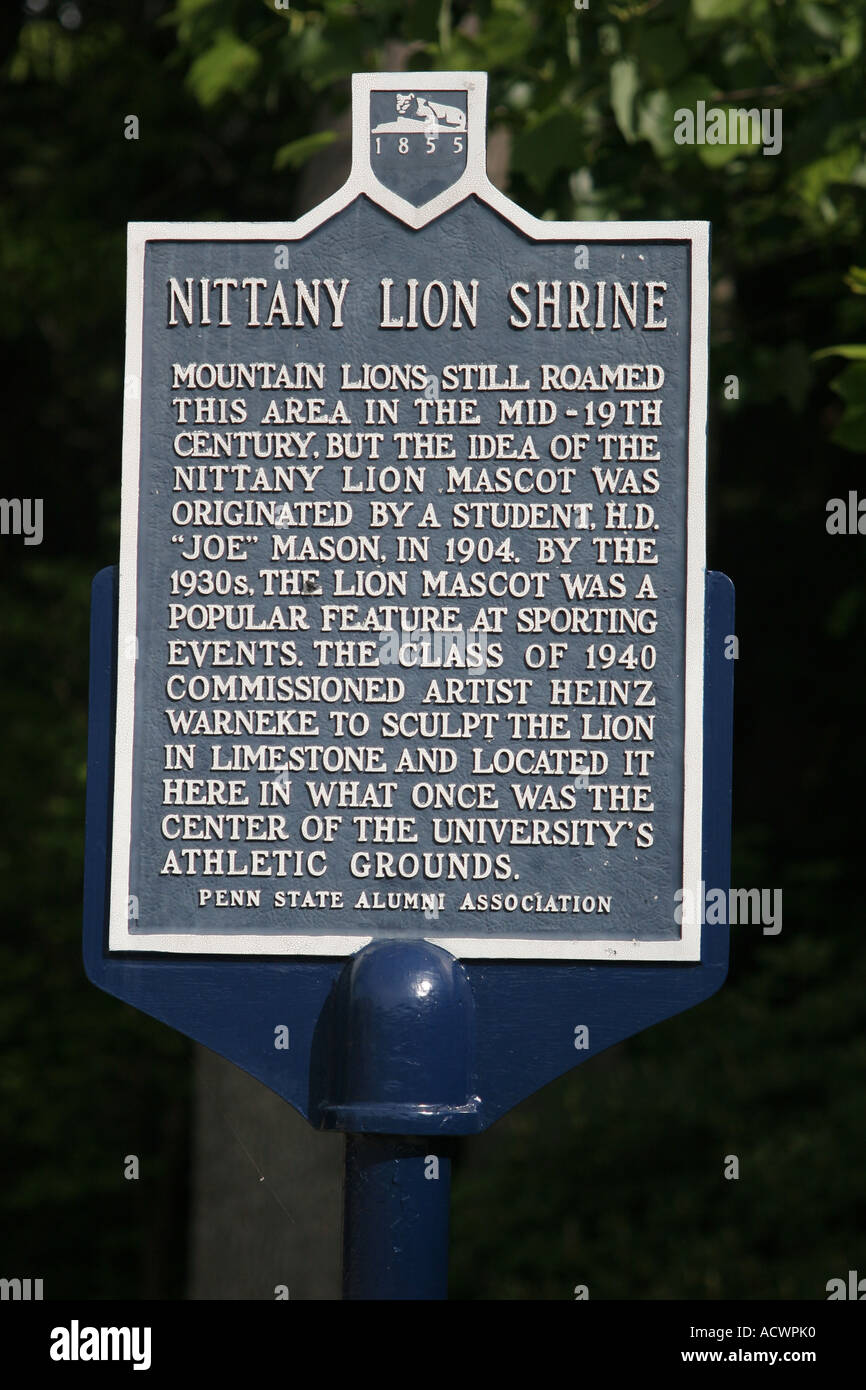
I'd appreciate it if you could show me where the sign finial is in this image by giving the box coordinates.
[350,71,489,215]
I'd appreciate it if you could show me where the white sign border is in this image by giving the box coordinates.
[108,71,708,962]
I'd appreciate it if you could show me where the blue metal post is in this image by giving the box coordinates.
[315,939,478,1299]
[342,1136,452,1300]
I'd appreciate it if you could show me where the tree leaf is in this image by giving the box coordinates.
[796,146,861,209]
[186,28,260,108]
[511,110,585,193]
[273,130,338,172]
[692,0,752,20]
[829,363,866,451]
[610,57,640,144]
[813,344,866,361]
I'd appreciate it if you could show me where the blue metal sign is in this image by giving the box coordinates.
[84,71,733,1298]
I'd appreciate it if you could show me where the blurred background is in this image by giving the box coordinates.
[1,0,864,1300]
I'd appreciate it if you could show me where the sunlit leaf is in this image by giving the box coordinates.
[186,28,261,107]
[273,130,338,171]
[610,56,639,143]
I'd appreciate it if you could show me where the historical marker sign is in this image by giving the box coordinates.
[86,69,732,1172]
[107,72,710,965]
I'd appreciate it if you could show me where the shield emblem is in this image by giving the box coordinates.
[370,90,468,207]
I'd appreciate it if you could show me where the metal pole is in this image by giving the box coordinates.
[314,939,478,1300]
[342,1135,452,1300]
